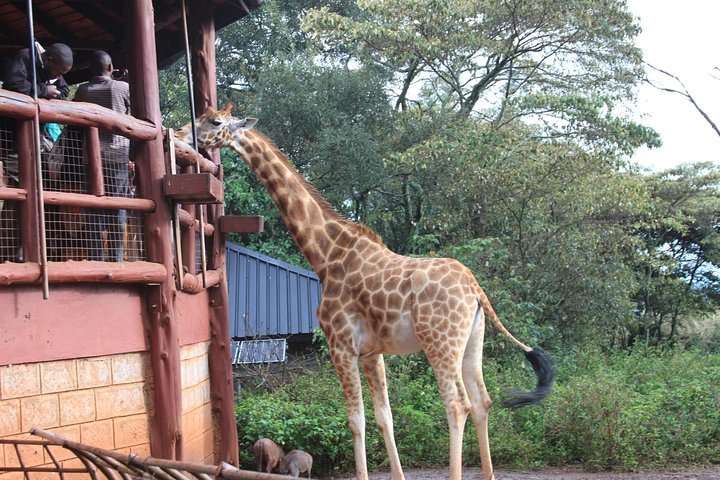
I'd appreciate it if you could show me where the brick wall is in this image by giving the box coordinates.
[180,341,214,464]
[0,352,152,478]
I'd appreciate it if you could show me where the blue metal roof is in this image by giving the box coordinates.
[226,242,321,338]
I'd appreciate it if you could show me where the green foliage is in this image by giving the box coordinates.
[236,349,720,474]
[157,0,720,349]
[543,348,720,470]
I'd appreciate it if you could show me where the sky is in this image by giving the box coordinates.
[627,0,720,172]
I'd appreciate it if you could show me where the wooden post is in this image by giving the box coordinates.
[86,127,105,196]
[126,0,183,461]
[17,120,39,262]
[190,0,239,465]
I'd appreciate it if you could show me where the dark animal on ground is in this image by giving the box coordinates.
[283,450,313,478]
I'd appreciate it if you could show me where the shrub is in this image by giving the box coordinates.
[235,348,720,474]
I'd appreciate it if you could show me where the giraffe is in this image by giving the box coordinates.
[178,103,555,480]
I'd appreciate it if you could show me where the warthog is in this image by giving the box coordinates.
[283,449,312,478]
[252,438,285,473]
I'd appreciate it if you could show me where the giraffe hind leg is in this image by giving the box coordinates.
[462,305,495,480]
[420,333,471,480]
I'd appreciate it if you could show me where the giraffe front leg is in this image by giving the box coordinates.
[330,348,369,480]
[360,355,405,480]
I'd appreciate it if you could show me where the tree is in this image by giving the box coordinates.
[302,0,652,147]
[627,162,720,347]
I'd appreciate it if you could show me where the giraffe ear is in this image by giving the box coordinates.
[221,102,234,113]
[239,117,257,130]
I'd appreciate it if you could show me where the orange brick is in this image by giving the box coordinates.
[77,358,112,389]
[183,435,204,463]
[45,425,80,462]
[1,364,40,399]
[80,419,115,450]
[202,429,213,459]
[180,341,209,361]
[59,390,96,425]
[113,414,149,448]
[20,395,59,431]
[128,442,151,456]
[95,384,147,420]
[40,361,77,394]
[111,353,146,385]
[183,408,200,441]
[182,383,198,411]
[200,403,212,433]
[0,399,21,436]
[0,439,4,467]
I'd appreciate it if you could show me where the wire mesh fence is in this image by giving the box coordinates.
[1,118,20,262]
[0,119,146,263]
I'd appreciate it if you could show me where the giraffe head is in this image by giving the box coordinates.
[176,102,257,150]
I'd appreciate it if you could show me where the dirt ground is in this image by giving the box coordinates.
[365,467,720,480]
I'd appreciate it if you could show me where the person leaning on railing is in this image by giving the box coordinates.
[0,43,73,222]
[73,50,131,262]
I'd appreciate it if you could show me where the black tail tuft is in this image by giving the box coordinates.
[502,347,555,409]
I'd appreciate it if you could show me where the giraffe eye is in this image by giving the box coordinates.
[211,119,223,126]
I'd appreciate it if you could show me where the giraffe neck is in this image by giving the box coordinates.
[230,129,384,279]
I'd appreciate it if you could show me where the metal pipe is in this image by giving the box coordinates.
[181,0,208,288]
[26,0,50,299]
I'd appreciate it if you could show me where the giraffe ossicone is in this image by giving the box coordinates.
[180,104,555,480]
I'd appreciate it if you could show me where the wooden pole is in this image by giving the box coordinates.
[17,120,39,262]
[190,0,240,465]
[86,127,105,196]
[126,0,183,461]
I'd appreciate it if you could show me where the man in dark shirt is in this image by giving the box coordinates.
[74,50,131,262]
[3,42,73,100]
[1,43,72,230]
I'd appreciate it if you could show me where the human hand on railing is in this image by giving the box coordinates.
[44,85,61,99]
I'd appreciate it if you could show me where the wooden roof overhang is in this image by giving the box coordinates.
[0,0,260,82]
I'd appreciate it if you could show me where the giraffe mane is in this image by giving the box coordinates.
[249,129,385,247]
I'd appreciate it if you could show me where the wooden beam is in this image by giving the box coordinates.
[172,136,219,175]
[31,8,80,42]
[43,191,155,212]
[0,261,167,286]
[181,269,222,294]
[0,187,27,201]
[218,215,264,233]
[177,208,215,236]
[164,173,223,204]
[0,89,36,120]
[39,99,157,141]
[0,91,157,141]
[66,2,124,41]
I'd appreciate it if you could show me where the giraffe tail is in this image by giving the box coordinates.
[475,285,555,409]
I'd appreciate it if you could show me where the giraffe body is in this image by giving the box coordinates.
[180,104,555,480]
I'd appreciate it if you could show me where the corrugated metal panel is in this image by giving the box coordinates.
[226,242,322,338]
